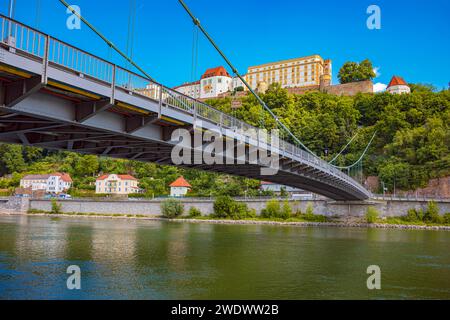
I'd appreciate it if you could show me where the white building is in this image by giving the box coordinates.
[174,66,237,99]
[20,173,73,194]
[386,76,411,94]
[173,80,201,99]
[170,176,192,197]
[200,66,233,99]
[174,55,332,99]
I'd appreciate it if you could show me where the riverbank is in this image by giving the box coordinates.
[5,211,449,231]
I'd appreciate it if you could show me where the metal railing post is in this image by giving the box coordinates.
[42,35,50,84]
[193,102,198,129]
[111,64,116,104]
[158,85,163,119]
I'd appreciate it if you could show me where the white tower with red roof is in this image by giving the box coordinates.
[387,76,411,94]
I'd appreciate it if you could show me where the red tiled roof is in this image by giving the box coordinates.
[97,174,138,181]
[261,181,275,185]
[170,176,192,188]
[387,76,408,88]
[201,66,231,79]
[59,173,73,183]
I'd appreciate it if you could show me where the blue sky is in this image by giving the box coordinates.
[4,0,450,89]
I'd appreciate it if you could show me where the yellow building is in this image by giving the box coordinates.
[246,55,332,91]
[96,174,140,195]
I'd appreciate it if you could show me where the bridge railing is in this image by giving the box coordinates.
[49,38,114,83]
[0,15,367,194]
[0,15,46,58]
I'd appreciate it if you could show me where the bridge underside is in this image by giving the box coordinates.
[0,46,370,201]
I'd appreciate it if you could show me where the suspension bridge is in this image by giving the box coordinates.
[0,3,372,201]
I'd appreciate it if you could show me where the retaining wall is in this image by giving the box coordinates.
[28,198,450,217]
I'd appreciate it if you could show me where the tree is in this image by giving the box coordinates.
[338,59,376,84]
[0,144,26,175]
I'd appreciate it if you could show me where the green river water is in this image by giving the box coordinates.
[0,215,449,300]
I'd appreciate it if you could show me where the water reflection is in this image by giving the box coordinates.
[0,216,449,300]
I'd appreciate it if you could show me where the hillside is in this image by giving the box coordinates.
[0,84,449,196]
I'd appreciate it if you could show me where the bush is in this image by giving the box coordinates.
[423,201,443,224]
[188,207,202,218]
[213,196,254,219]
[444,213,450,225]
[366,207,380,224]
[261,199,281,219]
[161,199,184,218]
[303,204,315,220]
[51,199,62,214]
[406,208,420,222]
[280,201,292,220]
[261,199,292,220]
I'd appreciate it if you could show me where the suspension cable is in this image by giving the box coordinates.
[58,0,157,83]
[328,132,359,164]
[178,0,319,158]
[191,24,199,83]
[35,0,42,28]
[331,131,377,170]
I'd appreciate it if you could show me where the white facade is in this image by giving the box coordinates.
[170,186,190,198]
[47,175,72,194]
[175,82,201,99]
[387,85,411,95]
[20,174,72,194]
[200,76,232,99]
[231,76,246,91]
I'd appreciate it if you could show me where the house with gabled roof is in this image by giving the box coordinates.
[170,176,192,197]
[95,174,141,195]
[20,173,73,194]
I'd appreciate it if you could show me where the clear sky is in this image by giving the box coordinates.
[3,0,450,90]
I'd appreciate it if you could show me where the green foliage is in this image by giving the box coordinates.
[188,207,202,218]
[444,213,450,225]
[404,203,444,224]
[281,201,292,219]
[423,201,443,224]
[406,208,422,222]
[0,79,448,198]
[261,199,281,219]
[261,199,292,220]
[366,207,380,224]
[338,59,376,84]
[213,196,254,220]
[161,199,184,218]
[51,199,62,214]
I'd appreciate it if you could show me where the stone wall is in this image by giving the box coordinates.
[0,197,29,214]
[323,80,373,96]
[404,177,450,198]
[365,176,450,198]
[28,198,450,218]
[286,80,373,96]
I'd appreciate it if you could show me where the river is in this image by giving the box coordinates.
[0,215,449,300]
